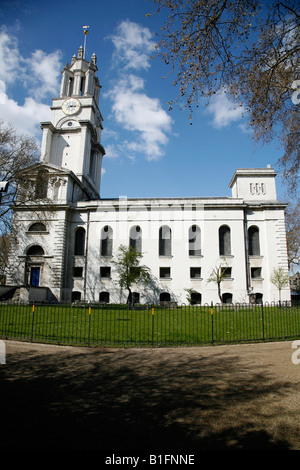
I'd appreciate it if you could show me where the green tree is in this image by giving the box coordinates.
[184,287,198,305]
[113,245,151,305]
[207,264,228,303]
[148,0,300,195]
[270,266,290,303]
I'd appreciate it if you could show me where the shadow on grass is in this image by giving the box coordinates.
[0,344,294,450]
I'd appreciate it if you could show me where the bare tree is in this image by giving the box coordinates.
[0,121,39,232]
[0,121,40,279]
[0,232,10,283]
[148,1,300,194]
[285,201,300,268]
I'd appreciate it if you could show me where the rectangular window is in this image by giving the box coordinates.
[223,267,232,278]
[73,267,83,278]
[190,267,201,279]
[160,267,171,279]
[251,267,262,279]
[100,267,111,279]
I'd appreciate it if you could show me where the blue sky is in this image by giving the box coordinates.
[0,0,289,200]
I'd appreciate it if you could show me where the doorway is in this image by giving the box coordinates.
[30,267,40,287]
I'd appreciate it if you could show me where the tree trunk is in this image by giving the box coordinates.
[217,282,222,303]
[127,287,132,307]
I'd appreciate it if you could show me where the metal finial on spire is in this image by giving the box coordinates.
[83,26,90,59]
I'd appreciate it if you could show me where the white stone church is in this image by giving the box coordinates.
[5,45,291,305]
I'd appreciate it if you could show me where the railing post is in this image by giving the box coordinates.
[88,306,91,347]
[152,307,154,346]
[30,304,35,343]
[261,302,265,341]
[211,301,214,344]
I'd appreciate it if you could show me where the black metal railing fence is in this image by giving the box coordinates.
[0,301,299,347]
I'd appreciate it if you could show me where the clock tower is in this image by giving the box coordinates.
[39,45,105,200]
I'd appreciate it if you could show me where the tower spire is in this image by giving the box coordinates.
[83,26,90,59]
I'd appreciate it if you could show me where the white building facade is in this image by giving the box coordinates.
[5,46,290,305]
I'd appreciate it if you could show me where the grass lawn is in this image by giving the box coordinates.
[0,303,299,347]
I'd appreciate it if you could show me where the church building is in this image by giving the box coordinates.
[5,45,291,305]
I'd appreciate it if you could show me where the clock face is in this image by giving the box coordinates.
[62,98,81,115]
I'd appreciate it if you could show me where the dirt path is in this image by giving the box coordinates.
[1,340,300,451]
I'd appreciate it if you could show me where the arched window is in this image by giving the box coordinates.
[28,222,47,232]
[101,226,113,256]
[68,77,74,96]
[219,225,231,256]
[26,245,44,256]
[80,76,86,96]
[129,226,142,252]
[191,292,202,305]
[248,226,260,256]
[222,293,233,304]
[128,292,140,305]
[189,225,201,256]
[160,292,171,302]
[74,227,85,256]
[99,292,110,303]
[159,226,172,256]
[72,291,81,302]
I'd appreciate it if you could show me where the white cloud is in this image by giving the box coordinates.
[105,21,172,162]
[206,89,245,128]
[0,80,50,137]
[109,19,155,71]
[27,49,62,100]
[0,27,61,138]
[0,28,20,84]
[104,143,122,159]
[107,75,172,161]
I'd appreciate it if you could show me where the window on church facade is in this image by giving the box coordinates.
[72,291,81,302]
[159,226,172,256]
[74,227,85,256]
[160,267,171,278]
[222,292,233,304]
[26,245,45,256]
[223,267,232,278]
[189,225,201,256]
[219,225,231,256]
[248,226,260,256]
[68,77,74,96]
[191,292,202,305]
[160,292,171,302]
[190,267,201,279]
[101,226,113,256]
[128,292,140,304]
[251,267,262,279]
[73,267,83,278]
[28,223,47,232]
[100,267,111,279]
[80,76,86,96]
[129,226,142,252]
[99,291,109,303]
